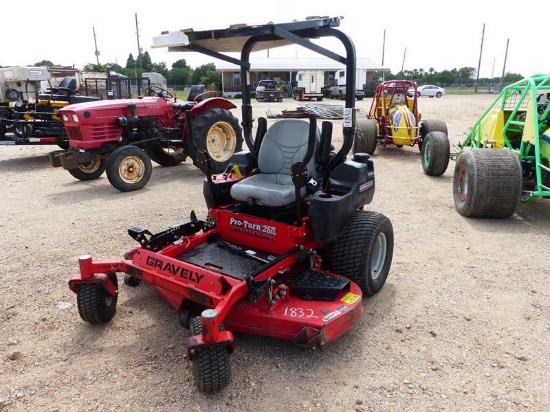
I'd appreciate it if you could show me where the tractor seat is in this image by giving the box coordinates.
[230,118,319,208]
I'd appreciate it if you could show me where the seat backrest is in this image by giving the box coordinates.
[58,77,77,91]
[257,118,319,177]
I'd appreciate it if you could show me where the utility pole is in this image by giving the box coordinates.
[475,23,485,93]
[401,47,406,73]
[135,13,142,77]
[381,29,386,81]
[499,39,509,93]
[93,27,100,65]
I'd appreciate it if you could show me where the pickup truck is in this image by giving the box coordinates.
[255,80,284,102]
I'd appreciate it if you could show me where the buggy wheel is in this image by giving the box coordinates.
[421,131,450,176]
[453,149,522,218]
[329,210,394,296]
[190,108,243,174]
[354,118,378,155]
[189,316,231,393]
[76,274,118,324]
[123,274,141,287]
[13,123,32,139]
[106,146,152,192]
[68,155,106,181]
[419,119,448,152]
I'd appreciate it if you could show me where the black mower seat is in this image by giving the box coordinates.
[230,118,319,207]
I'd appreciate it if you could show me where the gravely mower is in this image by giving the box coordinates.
[355,80,450,176]
[442,73,550,218]
[67,16,394,393]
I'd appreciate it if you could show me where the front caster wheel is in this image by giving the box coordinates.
[106,146,152,192]
[189,315,231,393]
[76,274,118,324]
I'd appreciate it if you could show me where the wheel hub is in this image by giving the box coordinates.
[119,156,145,183]
[206,121,237,162]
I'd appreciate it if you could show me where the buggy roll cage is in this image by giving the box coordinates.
[153,16,358,187]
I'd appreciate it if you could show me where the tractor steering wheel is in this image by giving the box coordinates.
[145,86,175,100]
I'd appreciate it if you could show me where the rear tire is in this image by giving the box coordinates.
[329,210,394,296]
[422,131,450,176]
[354,118,378,155]
[68,154,106,181]
[76,274,118,324]
[453,149,522,218]
[190,108,243,174]
[189,316,231,393]
[106,146,152,192]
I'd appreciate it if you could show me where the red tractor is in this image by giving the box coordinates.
[49,86,243,192]
[66,16,394,393]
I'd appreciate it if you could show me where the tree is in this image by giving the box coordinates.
[136,51,153,72]
[172,59,189,70]
[167,67,192,86]
[34,60,55,67]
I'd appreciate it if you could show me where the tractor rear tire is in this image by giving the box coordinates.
[68,154,106,181]
[189,316,231,394]
[106,146,152,192]
[419,119,448,152]
[453,148,522,218]
[190,108,243,174]
[0,121,5,139]
[421,131,450,176]
[354,118,378,155]
[328,210,394,296]
[76,274,118,324]
[146,144,186,167]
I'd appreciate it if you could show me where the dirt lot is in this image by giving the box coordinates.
[1,94,550,412]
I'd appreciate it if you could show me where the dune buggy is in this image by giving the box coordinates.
[49,85,243,192]
[354,80,450,176]
[67,16,394,393]
[438,73,550,218]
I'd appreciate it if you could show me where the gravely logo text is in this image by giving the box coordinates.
[145,256,204,284]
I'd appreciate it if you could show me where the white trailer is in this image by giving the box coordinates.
[293,70,325,101]
[329,69,366,100]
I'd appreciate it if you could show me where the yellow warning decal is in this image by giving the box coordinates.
[341,292,360,304]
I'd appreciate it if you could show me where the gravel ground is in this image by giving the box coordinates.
[1,94,550,411]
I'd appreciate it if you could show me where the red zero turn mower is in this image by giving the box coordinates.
[67,16,394,393]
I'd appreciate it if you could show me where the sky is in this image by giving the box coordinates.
[1,0,547,79]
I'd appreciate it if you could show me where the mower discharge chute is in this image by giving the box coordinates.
[67,16,395,393]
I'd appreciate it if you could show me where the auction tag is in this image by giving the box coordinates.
[343,108,352,127]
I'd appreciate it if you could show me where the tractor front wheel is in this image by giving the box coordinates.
[453,148,522,218]
[189,315,231,393]
[106,146,152,192]
[68,154,106,181]
[421,131,450,176]
[76,274,118,324]
[190,108,243,174]
[329,210,394,296]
